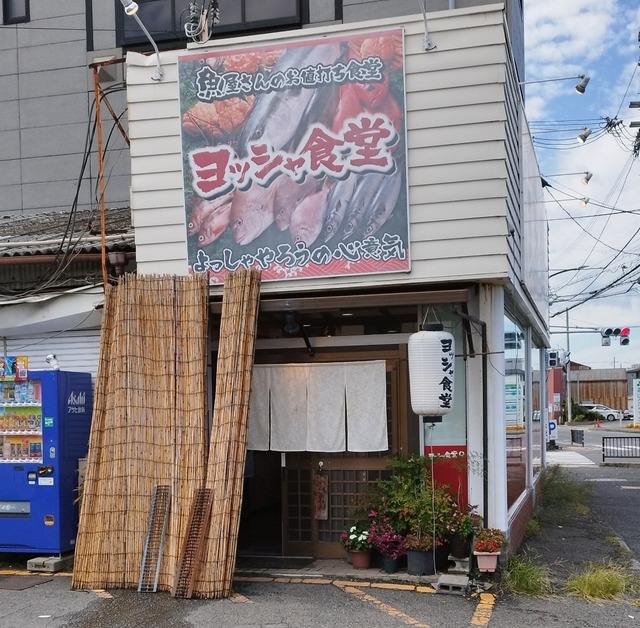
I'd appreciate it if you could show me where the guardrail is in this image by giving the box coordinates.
[602,436,640,461]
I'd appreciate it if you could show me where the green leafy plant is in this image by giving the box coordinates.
[452,505,483,538]
[565,562,627,600]
[502,553,553,595]
[473,528,506,553]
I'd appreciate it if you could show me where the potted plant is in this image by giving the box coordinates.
[370,456,457,575]
[473,527,506,573]
[369,511,406,573]
[340,522,374,569]
[449,505,483,558]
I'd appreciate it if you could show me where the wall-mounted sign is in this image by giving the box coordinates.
[178,28,409,283]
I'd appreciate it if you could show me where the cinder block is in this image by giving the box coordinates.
[435,574,469,595]
[27,555,73,573]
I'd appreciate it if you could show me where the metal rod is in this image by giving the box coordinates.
[93,66,108,289]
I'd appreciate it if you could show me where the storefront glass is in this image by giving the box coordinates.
[504,315,527,507]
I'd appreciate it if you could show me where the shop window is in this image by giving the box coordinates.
[116,0,302,47]
[2,0,29,24]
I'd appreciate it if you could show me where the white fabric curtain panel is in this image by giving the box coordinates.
[269,364,308,451]
[247,361,388,452]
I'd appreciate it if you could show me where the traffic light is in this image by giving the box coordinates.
[547,350,559,368]
[601,327,630,346]
[620,327,630,346]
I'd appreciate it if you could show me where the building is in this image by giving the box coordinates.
[1,0,550,559]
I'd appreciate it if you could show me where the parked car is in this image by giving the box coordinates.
[580,403,622,422]
[623,409,634,420]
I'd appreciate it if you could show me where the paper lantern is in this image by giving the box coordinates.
[408,324,455,416]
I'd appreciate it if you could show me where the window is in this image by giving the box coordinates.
[116,0,302,47]
[3,0,29,24]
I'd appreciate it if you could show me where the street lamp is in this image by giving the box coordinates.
[519,74,591,94]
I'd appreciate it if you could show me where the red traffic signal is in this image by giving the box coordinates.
[620,327,630,346]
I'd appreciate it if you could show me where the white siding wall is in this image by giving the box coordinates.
[127,6,513,295]
[4,329,102,380]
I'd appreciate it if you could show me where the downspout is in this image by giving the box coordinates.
[453,307,489,526]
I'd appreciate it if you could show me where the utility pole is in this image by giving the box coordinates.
[566,309,572,423]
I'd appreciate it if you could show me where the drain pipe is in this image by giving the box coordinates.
[453,307,489,526]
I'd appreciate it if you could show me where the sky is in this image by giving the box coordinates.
[523,0,640,369]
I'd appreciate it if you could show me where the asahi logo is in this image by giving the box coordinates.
[68,391,86,406]
[67,391,87,413]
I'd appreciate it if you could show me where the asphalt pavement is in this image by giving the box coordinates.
[1,428,639,628]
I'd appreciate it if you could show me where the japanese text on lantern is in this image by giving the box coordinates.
[439,338,454,409]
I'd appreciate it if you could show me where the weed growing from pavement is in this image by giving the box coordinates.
[523,518,540,539]
[605,534,635,566]
[535,465,591,525]
[502,553,553,596]
[564,562,627,600]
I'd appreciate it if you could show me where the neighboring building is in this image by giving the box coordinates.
[1,0,550,559]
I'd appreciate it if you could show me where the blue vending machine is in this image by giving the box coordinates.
[0,369,93,554]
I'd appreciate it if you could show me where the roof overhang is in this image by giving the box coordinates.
[0,285,104,337]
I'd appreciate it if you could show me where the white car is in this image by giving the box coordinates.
[581,403,622,422]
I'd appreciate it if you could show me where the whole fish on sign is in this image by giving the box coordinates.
[237,43,344,155]
[228,185,278,246]
[187,192,233,237]
[273,176,324,231]
[289,185,331,247]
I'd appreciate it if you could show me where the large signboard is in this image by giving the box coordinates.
[178,29,409,283]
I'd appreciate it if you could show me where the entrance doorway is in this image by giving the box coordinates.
[238,450,283,555]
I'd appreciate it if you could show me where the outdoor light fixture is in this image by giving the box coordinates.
[283,312,314,356]
[120,0,138,15]
[519,74,591,94]
[45,354,60,370]
[577,127,592,143]
[574,75,590,94]
[119,0,164,81]
[579,197,589,208]
[416,0,436,51]
[542,171,593,186]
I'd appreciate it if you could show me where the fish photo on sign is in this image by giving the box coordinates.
[177,28,410,284]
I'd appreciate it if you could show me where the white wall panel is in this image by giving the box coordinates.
[5,330,102,381]
[126,6,516,293]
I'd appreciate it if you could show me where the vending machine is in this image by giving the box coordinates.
[0,367,93,554]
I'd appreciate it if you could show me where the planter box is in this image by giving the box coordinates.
[473,551,500,573]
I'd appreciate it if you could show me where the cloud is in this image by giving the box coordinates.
[525,0,640,367]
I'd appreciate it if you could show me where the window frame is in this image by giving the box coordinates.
[2,0,30,25]
[115,0,303,48]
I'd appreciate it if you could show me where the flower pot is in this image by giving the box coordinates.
[382,556,400,574]
[449,532,472,559]
[350,550,372,569]
[406,549,435,576]
[474,551,500,573]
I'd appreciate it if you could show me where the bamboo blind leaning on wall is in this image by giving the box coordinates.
[193,268,261,599]
[72,274,209,591]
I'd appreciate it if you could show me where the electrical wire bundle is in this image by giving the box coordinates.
[184,1,219,44]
